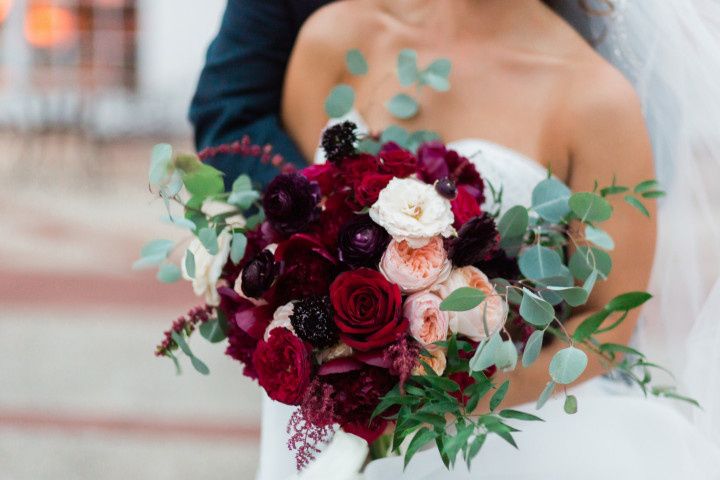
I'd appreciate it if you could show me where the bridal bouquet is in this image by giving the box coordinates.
[139,118,689,470]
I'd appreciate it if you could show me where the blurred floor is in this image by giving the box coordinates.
[0,133,262,480]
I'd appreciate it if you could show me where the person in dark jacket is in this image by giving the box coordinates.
[189,0,332,189]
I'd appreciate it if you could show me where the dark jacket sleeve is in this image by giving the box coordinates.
[189,0,319,189]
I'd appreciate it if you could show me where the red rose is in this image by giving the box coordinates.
[339,154,381,188]
[301,163,338,196]
[451,185,482,229]
[330,268,407,351]
[253,328,313,405]
[354,173,393,208]
[316,192,355,250]
[379,142,417,178]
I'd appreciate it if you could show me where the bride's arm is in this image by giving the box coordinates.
[480,67,657,409]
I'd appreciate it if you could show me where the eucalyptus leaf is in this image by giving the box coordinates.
[585,225,615,250]
[190,356,210,375]
[536,381,556,410]
[198,227,219,255]
[149,143,173,186]
[387,94,419,120]
[519,245,565,280]
[564,395,578,414]
[569,246,612,281]
[160,216,196,231]
[346,49,369,75]
[397,49,419,86]
[184,250,196,278]
[469,332,502,372]
[546,286,589,307]
[380,125,411,146]
[183,164,225,201]
[549,347,588,385]
[407,130,442,151]
[531,178,572,223]
[520,289,555,327]
[569,192,613,223]
[132,254,167,270]
[440,287,487,312]
[157,263,182,283]
[496,341,518,371]
[141,239,174,259]
[498,206,529,241]
[230,232,248,265]
[199,317,227,343]
[171,331,193,357]
[420,58,452,91]
[227,190,259,210]
[232,174,252,192]
[522,330,544,367]
[325,84,356,118]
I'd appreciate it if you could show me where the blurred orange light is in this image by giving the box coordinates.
[24,5,78,49]
[0,0,12,24]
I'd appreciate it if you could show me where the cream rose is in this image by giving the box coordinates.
[181,229,232,306]
[379,237,452,293]
[369,178,455,248]
[434,266,508,341]
[404,291,450,345]
[263,302,296,341]
[412,347,447,376]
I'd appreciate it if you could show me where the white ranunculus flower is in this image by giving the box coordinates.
[264,302,296,341]
[182,229,232,306]
[369,178,455,248]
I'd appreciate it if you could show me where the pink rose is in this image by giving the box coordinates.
[434,266,508,341]
[379,237,452,293]
[404,291,449,345]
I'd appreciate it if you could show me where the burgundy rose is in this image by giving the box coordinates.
[379,142,417,178]
[337,214,391,268]
[301,163,338,196]
[253,328,313,405]
[338,154,381,188]
[240,250,278,299]
[448,213,500,267]
[316,192,356,250]
[417,142,450,183]
[263,173,321,236]
[354,173,393,208]
[330,268,407,351]
[269,234,338,306]
[451,185,482,229]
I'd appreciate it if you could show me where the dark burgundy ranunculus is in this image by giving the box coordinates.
[354,173,393,208]
[448,213,500,267]
[240,250,278,299]
[300,163,338,196]
[263,173,321,235]
[323,366,396,443]
[379,142,417,178]
[269,233,338,306]
[475,249,521,281]
[451,185,482,229]
[337,215,390,268]
[330,268,407,351]
[338,154,381,188]
[416,142,450,183]
[417,142,485,204]
[253,328,313,405]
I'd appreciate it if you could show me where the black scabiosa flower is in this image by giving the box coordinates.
[321,121,358,163]
[240,250,278,299]
[448,213,500,267]
[263,173,321,236]
[337,215,390,268]
[290,296,339,349]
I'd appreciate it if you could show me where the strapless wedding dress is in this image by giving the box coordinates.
[256,112,720,480]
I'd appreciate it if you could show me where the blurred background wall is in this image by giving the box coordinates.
[0,1,263,478]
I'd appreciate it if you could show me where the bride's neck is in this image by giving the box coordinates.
[380,0,547,37]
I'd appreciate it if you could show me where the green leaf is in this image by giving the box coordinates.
[496,341,518,371]
[498,206,529,241]
[569,192,613,223]
[357,138,382,155]
[522,330,544,368]
[624,195,650,217]
[184,250,196,278]
[600,185,629,197]
[564,395,578,414]
[183,164,225,200]
[634,179,660,194]
[397,49,418,86]
[585,225,615,250]
[132,254,167,270]
[404,427,436,469]
[228,190,259,210]
[346,48,368,75]
[160,215,196,231]
[469,332,502,372]
[466,434,487,469]
[519,245,565,281]
[141,239,174,258]
[569,246,612,281]
[642,191,666,199]
[230,232,248,265]
[549,347,588,385]
[440,287,487,312]
[536,381,556,410]
[380,125,411,146]
[546,286,589,307]
[420,58,452,92]
[199,317,227,343]
[572,309,610,342]
[520,288,555,327]
[490,380,510,411]
[531,178,572,223]
[149,143,173,185]
[387,94,419,120]
[600,343,645,358]
[171,331,193,357]
[606,291,652,311]
[407,130,442,152]
[325,84,355,118]
[198,227,219,255]
[245,210,266,230]
[190,356,210,375]
[157,263,182,283]
[231,174,252,193]
[499,409,544,422]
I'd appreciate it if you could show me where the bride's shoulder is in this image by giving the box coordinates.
[297,0,383,53]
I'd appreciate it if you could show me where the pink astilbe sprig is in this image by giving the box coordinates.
[198,136,295,174]
[384,335,421,393]
[155,305,213,357]
[287,379,336,471]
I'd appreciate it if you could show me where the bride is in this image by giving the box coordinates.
[255,0,720,478]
